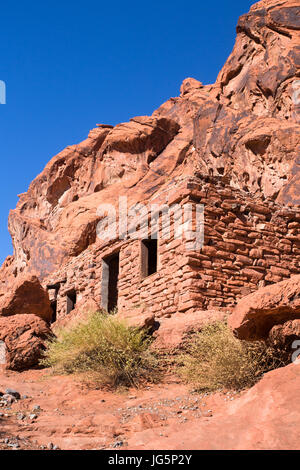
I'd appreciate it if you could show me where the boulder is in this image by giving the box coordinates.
[228,274,300,340]
[152,310,226,351]
[117,308,155,330]
[269,319,300,349]
[0,314,52,371]
[0,274,52,322]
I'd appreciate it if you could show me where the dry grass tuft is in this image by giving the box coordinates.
[41,311,159,388]
[177,321,286,392]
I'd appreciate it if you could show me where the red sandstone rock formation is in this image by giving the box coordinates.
[0,274,52,322]
[0,314,51,370]
[125,363,300,450]
[0,0,299,449]
[152,310,226,351]
[117,308,156,330]
[0,0,298,352]
[228,273,300,339]
[269,318,300,348]
[0,0,298,294]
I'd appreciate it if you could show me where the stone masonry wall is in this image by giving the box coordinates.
[44,176,300,322]
[183,177,300,311]
[44,181,194,320]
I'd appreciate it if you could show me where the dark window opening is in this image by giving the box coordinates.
[50,300,57,323]
[66,290,77,315]
[141,239,158,278]
[102,252,120,312]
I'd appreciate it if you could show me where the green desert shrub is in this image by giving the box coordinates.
[41,311,158,388]
[178,321,286,392]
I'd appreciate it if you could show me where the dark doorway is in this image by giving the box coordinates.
[66,290,77,314]
[141,239,158,277]
[102,252,120,312]
[47,283,60,323]
[50,300,57,323]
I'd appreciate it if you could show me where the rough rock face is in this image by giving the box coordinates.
[152,310,226,351]
[0,314,52,370]
[0,0,298,296]
[126,363,300,450]
[117,308,155,330]
[269,319,300,349]
[5,116,180,282]
[162,0,300,204]
[0,274,52,322]
[228,274,300,339]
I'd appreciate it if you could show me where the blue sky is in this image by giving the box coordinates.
[0,0,254,265]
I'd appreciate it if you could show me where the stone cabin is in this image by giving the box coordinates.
[44,174,300,324]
